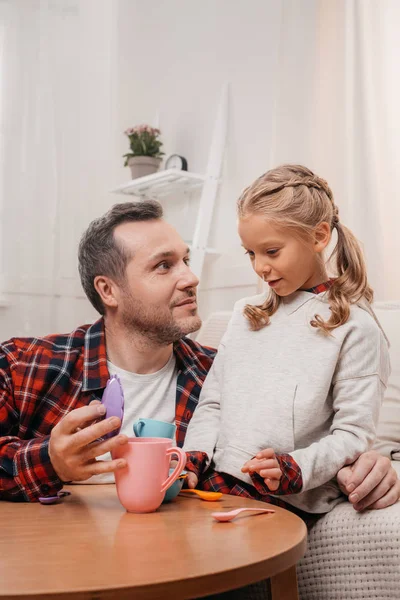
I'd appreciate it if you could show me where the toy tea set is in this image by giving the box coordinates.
[42,375,274,522]
[100,375,184,512]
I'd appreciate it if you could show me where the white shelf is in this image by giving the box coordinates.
[109,84,228,279]
[186,243,219,256]
[110,169,206,199]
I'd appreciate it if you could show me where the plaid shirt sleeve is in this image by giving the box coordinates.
[250,453,303,496]
[185,451,208,479]
[0,346,63,502]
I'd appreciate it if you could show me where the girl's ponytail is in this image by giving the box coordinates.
[312,221,374,333]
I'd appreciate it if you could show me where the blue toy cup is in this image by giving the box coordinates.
[133,417,176,440]
[163,469,187,503]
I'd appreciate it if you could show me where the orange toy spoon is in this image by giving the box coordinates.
[179,489,222,501]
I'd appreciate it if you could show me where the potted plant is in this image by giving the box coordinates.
[123,125,164,179]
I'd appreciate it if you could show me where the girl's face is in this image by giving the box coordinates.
[238,214,330,296]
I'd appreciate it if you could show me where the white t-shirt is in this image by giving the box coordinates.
[82,352,178,484]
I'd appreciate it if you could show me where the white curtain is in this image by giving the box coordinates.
[0,0,118,336]
[0,0,62,301]
[271,0,400,300]
[0,0,399,337]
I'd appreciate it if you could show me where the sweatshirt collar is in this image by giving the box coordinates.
[283,291,316,315]
[282,280,333,315]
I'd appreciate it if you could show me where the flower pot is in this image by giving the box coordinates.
[127,156,162,179]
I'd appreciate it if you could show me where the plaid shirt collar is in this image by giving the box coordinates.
[173,337,213,381]
[82,318,212,392]
[304,279,334,295]
[82,319,109,392]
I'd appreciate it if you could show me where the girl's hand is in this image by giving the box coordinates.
[241,448,282,491]
[186,472,199,489]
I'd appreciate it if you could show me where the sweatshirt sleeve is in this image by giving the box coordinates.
[0,347,63,502]
[289,318,390,492]
[182,343,225,470]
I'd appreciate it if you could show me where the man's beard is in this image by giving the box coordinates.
[120,292,202,345]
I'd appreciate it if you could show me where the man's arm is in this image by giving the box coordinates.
[0,353,61,501]
[0,351,128,501]
[337,451,400,511]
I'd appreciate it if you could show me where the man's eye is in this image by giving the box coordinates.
[156,261,170,271]
[267,249,279,256]
[183,257,190,266]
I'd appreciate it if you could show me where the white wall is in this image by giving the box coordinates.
[0,0,118,337]
[1,0,398,339]
[115,0,293,320]
[113,0,400,305]
[0,0,296,337]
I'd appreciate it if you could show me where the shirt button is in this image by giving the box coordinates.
[185,410,192,420]
[41,484,50,494]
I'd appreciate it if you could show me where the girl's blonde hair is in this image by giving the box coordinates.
[237,164,373,334]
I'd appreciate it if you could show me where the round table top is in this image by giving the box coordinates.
[1,484,307,599]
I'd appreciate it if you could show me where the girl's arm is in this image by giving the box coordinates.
[183,343,225,479]
[242,449,303,495]
[288,321,390,493]
[291,374,385,492]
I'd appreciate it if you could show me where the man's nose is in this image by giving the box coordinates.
[178,264,199,289]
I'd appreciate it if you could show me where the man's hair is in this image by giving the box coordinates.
[78,200,163,314]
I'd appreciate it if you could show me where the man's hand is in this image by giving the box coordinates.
[337,450,400,511]
[241,448,282,492]
[49,400,128,482]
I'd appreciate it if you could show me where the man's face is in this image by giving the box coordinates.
[113,219,201,343]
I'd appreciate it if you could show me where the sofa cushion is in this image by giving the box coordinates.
[298,489,400,599]
[373,302,400,459]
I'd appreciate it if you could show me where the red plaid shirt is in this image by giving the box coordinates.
[0,319,215,502]
[186,452,302,500]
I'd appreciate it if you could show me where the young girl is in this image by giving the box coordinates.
[183,164,390,519]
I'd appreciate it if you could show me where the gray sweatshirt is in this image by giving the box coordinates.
[183,290,390,513]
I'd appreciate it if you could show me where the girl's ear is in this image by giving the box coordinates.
[313,221,331,253]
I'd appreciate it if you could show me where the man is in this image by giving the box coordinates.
[0,201,398,512]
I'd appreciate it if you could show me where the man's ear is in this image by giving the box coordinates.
[314,221,331,253]
[94,275,119,309]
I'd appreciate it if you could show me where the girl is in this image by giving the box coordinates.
[183,164,390,519]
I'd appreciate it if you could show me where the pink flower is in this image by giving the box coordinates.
[124,124,161,137]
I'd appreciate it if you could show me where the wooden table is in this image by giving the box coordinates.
[1,484,307,599]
